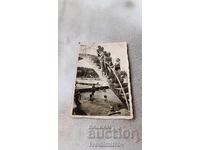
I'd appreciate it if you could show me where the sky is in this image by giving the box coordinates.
[79,42,130,72]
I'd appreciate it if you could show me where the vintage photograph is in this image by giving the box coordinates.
[71,42,133,119]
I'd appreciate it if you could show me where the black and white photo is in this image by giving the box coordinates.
[71,42,133,119]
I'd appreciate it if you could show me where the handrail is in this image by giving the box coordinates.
[85,54,130,110]
[105,62,130,111]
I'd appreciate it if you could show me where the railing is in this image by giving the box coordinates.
[84,54,130,111]
[105,63,130,111]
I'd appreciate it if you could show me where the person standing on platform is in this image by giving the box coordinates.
[97,45,102,57]
[113,58,121,84]
[99,47,105,74]
[105,52,113,77]
[114,58,121,72]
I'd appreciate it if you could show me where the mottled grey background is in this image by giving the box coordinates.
[58,0,142,149]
